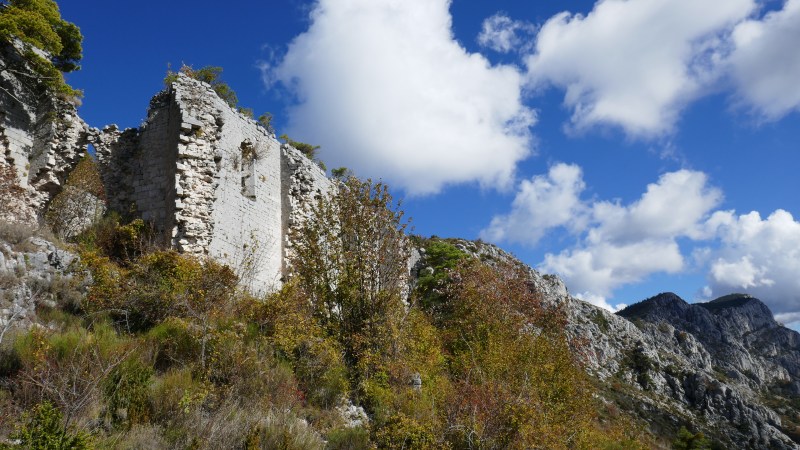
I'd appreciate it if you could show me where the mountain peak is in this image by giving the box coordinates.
[699,293,760,312]
[616,292,688,319]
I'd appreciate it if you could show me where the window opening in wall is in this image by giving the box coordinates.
[240,140,257,199]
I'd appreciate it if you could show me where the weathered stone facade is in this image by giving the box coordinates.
[1,37,332,293]
[92,74,332,292]
[0,41,92,225]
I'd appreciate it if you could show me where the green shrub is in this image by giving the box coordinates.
[146,318,200,371]
[590,309,611,332]
[164,65,239,108]
[149,368,208,423]
[9,401,91,449]
[0,345,22,378]
[415,239,467,311]
[10,324,129,427]
[246,412,324,450]
[373,414,441,450]
[672,426,712,450]
[102,358,153,427]
[622,346,655,390]
[326,427,372,450]
[293,338,349,408]
[279,134,320,161]
[257,113,274,134]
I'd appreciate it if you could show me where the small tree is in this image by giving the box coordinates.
[0,0,83,96]
[257,112,274,134]
[289,176,410,382]
[279,134,320,161]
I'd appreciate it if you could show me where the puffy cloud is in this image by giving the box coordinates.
[573,291,627,313]
[543,239,685,300]
[480,163,587,245]
[477,13,536,53]
[776,312,800,327]
[589,170,723,243]
[728,0,800,120]
[705,210,800,319]
[524,0,755,136]
[269,0,536,195]
[484,167,722,309]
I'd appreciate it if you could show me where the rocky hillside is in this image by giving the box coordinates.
[412,238,800,449]
[2,4,799,446]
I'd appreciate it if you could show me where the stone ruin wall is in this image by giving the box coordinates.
[281,143,334,271]
[93,91,180,238]
[94,74,332,293]
[0,38,333,293]
[0,42,91,225]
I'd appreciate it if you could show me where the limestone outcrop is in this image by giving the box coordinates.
[0,41,92,225]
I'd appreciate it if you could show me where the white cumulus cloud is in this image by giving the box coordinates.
[269,0,536,195]
[728,0,800,120]
[477,13,536,54]
[705,210,800,319]
[484,167,723,310]
[524,0,755,136]
[480,163,587,245]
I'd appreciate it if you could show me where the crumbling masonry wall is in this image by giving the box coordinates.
[0,40,332,293]
[94,74,332,293]
[0,42,91,225]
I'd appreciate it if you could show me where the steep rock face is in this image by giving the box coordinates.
[0,233,88,335]
[0,41,92,224]
[620,293,800,389]
[580,292,800,449]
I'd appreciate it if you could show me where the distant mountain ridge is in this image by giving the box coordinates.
[618,292,800,388]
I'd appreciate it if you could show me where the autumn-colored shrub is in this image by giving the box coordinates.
[84,250,237,334]
[77,215,158,265]
[373,413,443,450]
[438,260,599,449]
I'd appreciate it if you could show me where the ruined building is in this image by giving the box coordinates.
[91,74,332,291]
[1,41,331,292]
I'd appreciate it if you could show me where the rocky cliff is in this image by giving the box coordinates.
[0,41,92,225]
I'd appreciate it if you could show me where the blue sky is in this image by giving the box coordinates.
[59,0,800,322]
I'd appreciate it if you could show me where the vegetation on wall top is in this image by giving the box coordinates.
[0,0,82,98]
